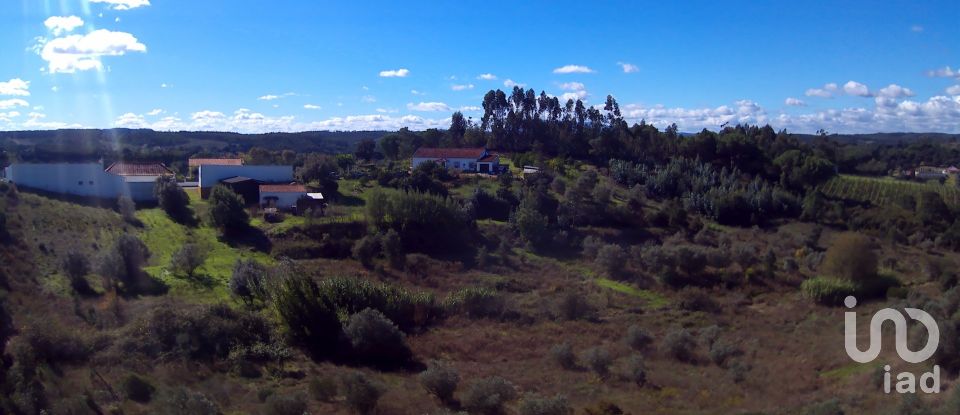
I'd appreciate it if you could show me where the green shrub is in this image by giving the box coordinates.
[556,291,595,321]
[382,229,405,269]
[229,259,269,305]
[662,329,696,362]
[263,393,307,415]
[154,176,192,223]
[626,355,647,385]
[595,244,627,277]
[98,234,151,294]
[62,251,92,294]
[801,277,857,305]
[170,243,207,277]
[117,195,138,223]
[121,374,154,403]
[419,360,460,404]
[366,189,473,253]
[624,325,653,351]
[352,234,381,269]
[344,308,412,367]
[550,342,577,370]
[709,340,742,367]
[801,399,844,415]
[582,346,612,378]
[518,394,573,415]
[341,371,384,415]
[461,376,517,415]
[319,276,440,331]
[123,302,276,361]
[821,232,877,282]
[309,376,338,402]
[444,287,504,319]
[676,287,718,312]
[154,387,219,415]
[208,185,248,232]
[271,273,342,357]
[581,236,603,258]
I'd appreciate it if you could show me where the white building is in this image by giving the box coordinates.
[259,184,307,210]
[412,147,501,174]
[914,166,948,180]
[198,164,293,197]
[3,161,172,201]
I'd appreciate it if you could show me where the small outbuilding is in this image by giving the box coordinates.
[259,184,308,211]
[220,176,259,205]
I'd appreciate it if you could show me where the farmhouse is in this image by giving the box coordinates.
[3,161,173,201]
[914,166,949,180]
[412,147,501,174]
[188,158,244,167]
[259,184,323,212]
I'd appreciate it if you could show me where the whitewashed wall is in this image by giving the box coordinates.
[4,163,126,199]
[260,191,305,208]
[412,157,478,171]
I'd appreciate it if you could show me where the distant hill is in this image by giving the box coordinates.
[794,132,960,144]
[1,129,388,162]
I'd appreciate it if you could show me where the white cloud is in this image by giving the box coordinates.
[553,65,595,74]
[361,95,377,103]
[459,106,481,112]
[37,29,147,73]
[51,86,59,92]
[618,62,639,73]
[503,79,526,88]
[44,16,84,36]
[258,94,280,101]
[621,100,768,131]
[911,25,924,32]
[112,109,450,132]
[0,99,29,110]
[160,83,169,88]
[410,89,424,95]
[303,104,322,110]
[89,0,150,10]
[560,92,587,102]
[843,80,872,97]
[146,108,163,116]
[451,83,474,91]
[0,79,30,96]
[559,82,585,91]
[407,102,450,112]
[784,97,806,106]
[947,85,960,96]
[928,66,960,79]
[619,94,960,134]
[876,84,915,99]
[375,108,397,113]
[805,82,839,98]
[477,73,497,80]
[379,68,410,78]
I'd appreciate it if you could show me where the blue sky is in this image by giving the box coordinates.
[1,0,959,133]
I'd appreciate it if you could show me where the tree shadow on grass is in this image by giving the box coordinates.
[221,225,272,253]
[338,194,365,207]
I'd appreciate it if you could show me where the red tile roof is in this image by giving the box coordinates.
[189,158,244,167]
[259,184,307,193]
[105,162,174,176]
[478,154,499,163]
[413,147,486,159]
